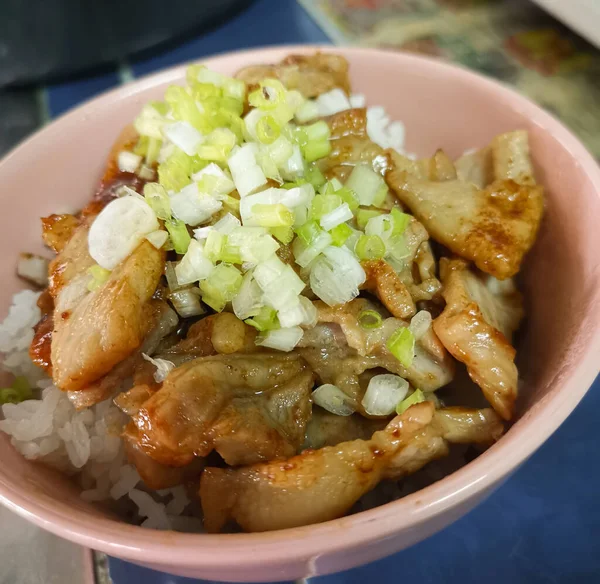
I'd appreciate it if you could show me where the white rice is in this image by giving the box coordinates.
[0,291,192,529]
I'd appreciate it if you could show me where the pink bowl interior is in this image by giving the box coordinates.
[0,46,599,581]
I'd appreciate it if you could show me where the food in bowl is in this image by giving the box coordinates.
[0,52,544,533]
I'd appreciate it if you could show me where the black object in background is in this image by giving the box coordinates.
[0,0,254,87]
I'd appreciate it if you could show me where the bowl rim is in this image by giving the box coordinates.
[0,44,599,570]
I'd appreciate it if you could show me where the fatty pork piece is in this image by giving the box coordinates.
[200,403,504,532]
[123,354,314,469]
[49,210,165,391]
[303,299,454,405]
[67,301,178,410]
[303,407,387,450]
[319,108,390,182]
[235,52,350,97]
[385,131,544,279]
[433,258,523,420]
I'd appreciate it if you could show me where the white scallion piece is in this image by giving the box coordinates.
[316,88,351,116]
[362,374,409,416]
[309,245,366,306]
[345,164,385,206]
[163,122,204,156]
[409,310,433,340]
[192,163,235,197]
[142,354,175,383]
[88,196,159,270]
[320,203,353,231]
[280,145,304,180]
[256,327,303,352]
[312,384,355,416]
[212,212,241,234]
[175,240,215,286]
[232,271,263,320]
[349,94,366,108]
[295,99,320,123]
[299,296,318,327]
[117,151,142,173]
[239,188,283,226]
[170,182,222,226]
[192,226,214,241]
[145,230,169,249]
[227,143,267,197]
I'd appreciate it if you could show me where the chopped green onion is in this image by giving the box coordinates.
[358,309,383,329]
[336,186,359,211]
[312,384,355,416]
[204,231,226,262]
[356,208,384,230]
[245,306,279,331]
[256,326,303,351]
[220,243,243,264]
[295,99,319,124]
[345,164,386,206]
[330,223,353,246]
[256,115,281,145]
[391,208,411,235]
[305,165,326,189]
[144,183,171,220]
[199,263,242,312]
[371,183,389,208]
[296,220,322,246]
[302,140,332,163]
[271,226,295,244]
[158,149,194,192]
[252,204,294,228]
[301,120,330,143]
[249,78,286,110]
[146,137,162,166]
[362,374,409,416]
[355,234,386,260]
[311,194,342,221]
[0,376,32,405]
[134,136,148,157]
[396,389,426,415]
[175,239,215,285]
[87,264,111,291]
[165,85,208,133]
[165,218,191,254]
[386,326,416,368]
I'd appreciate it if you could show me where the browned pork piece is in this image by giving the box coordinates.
[433,258,524,420]
[236,52,350,97]
[67,301,178,410]
[30,124,165,404]
[50,233,165,392]
[385,131,544,279]
[319,108,390,182]
[122,353,315,470]
[200,403,504,532]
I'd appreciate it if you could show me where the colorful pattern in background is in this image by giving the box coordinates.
[299,0,600,157]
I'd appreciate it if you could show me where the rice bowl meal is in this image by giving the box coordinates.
[0,52,545,533]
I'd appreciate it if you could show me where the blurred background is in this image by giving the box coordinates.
[1,1,598,583]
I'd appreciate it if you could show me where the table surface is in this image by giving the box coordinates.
[5,0,600,582]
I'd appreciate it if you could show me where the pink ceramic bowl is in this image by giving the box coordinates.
[0,46,599,582]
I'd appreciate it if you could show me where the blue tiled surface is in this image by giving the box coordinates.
[46,68,121,118]
[129,0,329,78]
[41,1,600,582]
